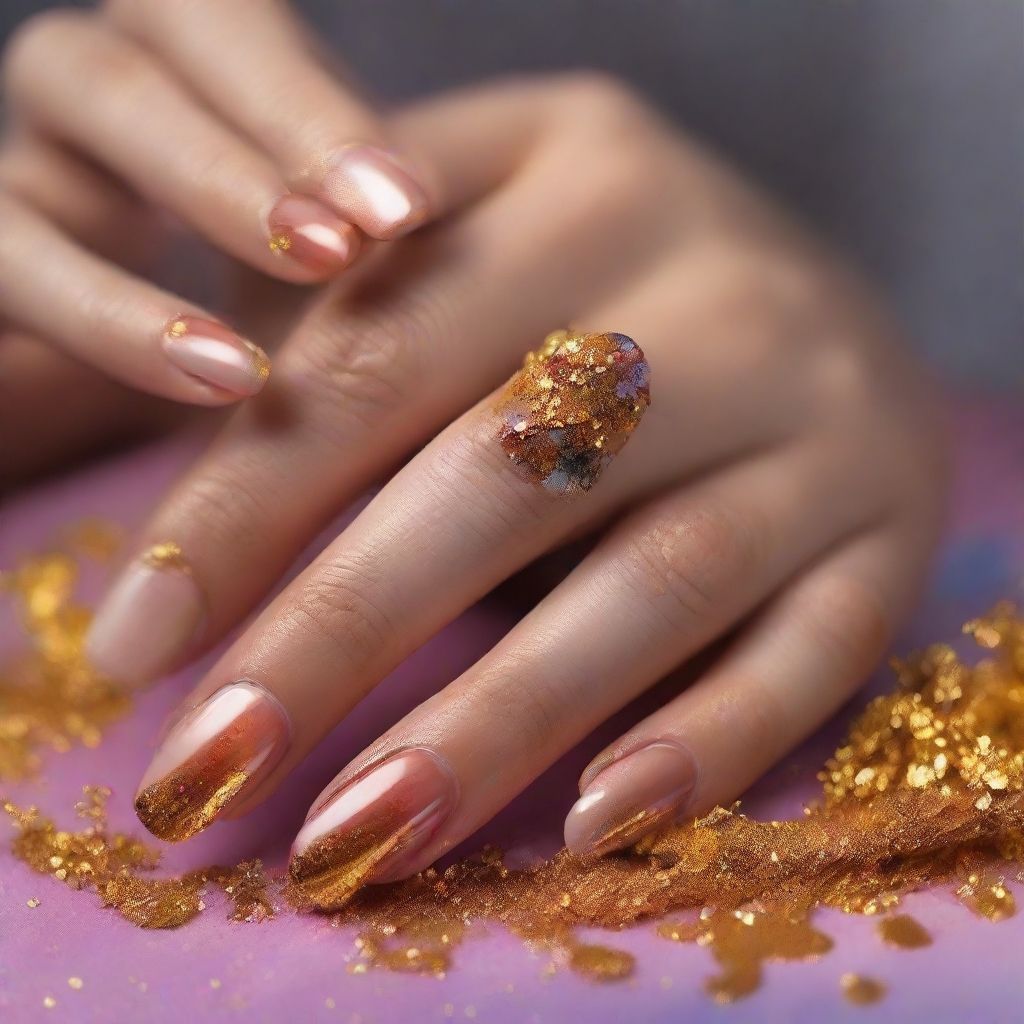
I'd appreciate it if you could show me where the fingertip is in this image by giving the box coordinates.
[267,193,361,278]
[162,316,271,399]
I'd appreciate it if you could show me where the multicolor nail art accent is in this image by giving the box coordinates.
[497,330,650,495]
[134,681,290,842]
[288,748,458,911]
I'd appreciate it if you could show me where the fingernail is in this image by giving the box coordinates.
[85,542,204,686]
[162,316,270,397]
[288,747,458,910]
[319,144,430,240]
[134,680,290,842]
[268,194,360,276]
[497,330,650,495]
[564,740,697,857]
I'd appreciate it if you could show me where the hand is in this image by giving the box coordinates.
[85,71,947,905]
[0,0,436,482]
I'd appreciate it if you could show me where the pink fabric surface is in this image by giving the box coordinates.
[0,395,1022,1023]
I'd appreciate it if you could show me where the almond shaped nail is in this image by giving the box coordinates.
[319,144,430,240]
[135,681,290,842]
[162,316,270,397]
[268,194,359,275]
[85,542,203,687]
[288,747,458,911]
[564,740,697,857]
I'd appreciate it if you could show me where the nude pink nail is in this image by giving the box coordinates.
[288,747,458,910]
[564,740,698,857]
[85,542,203,687]
[319,144,430,240]
[268,194,359,275]
[162,316,270,397]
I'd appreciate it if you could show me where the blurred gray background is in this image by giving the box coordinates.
[2,0,1021,387]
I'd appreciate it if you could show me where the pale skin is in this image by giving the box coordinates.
[0,2,948,879]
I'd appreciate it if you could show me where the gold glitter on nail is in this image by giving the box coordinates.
[242,340,272,384]
[165,320,188,339]
[496,330,650,494]
[140,541,191,574]
[135,765,250,843]
[268,232,293,254]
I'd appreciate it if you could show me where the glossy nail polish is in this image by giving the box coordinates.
[564,741,697,857]
[319,144,430,240]
[496,330,650,495]
[162,316,270,397]
[85,542,203,686]
[268,194,359,275]
[134,681,290,842]
[289,748,458,910]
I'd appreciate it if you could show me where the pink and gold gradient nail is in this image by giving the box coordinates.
[134,681,290,842]
[288,748,458,911]
[85,541,204,687]
[162,316,270,397]
[318,144,430,240]
[267,194,360,276]
[564,740,698,857]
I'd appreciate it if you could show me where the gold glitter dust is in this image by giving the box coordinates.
[140,541,191,574]
[496,330,650,495]
[841,973,886,1005]
[165,319,188,338]
[877,914,932,948]
[42,995,56,1009]
[68,977,83,990]
[243,340,272,384]
[6,531,1024,1000]
[26,896,40,907]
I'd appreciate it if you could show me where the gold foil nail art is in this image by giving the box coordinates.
[140,541,191,574]
[497,330,650,494]
[134,682,290,842]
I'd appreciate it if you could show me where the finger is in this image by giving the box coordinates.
[107,0,432,240]
[128,328,655,842]
[5,11,358,280]
[82,87,690,687]
[0,191,270,402]
[564,525,930,855]
[279,449,888,904]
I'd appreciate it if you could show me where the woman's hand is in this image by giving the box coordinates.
[84,70,947,903]
[0,0,435,445]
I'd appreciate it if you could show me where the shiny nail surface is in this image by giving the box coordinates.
[135,681,290,842]
[564,741,697,856]
[162,316,270,396]
[268,194,359,275]
[85,542,203,686]
[496,330,650,495]
[319,144,430,240]
[289,748,458,910]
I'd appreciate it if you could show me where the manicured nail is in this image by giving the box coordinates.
[564,740,697,857]
[134,681,290,842]
[497,330,650,495]
[289,747,458,910]
[268,194,360,276]
[85,542,203,686]
[319,144,430,240]
[162,316,270,397]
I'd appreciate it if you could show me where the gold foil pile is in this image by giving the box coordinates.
[3,531,1024,1002]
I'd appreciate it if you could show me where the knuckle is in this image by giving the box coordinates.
[552,70,651,133]
[3,9,88,92]
[794,573,890,677]
[282,287,448,444]
[617,505,766,624]
[282,561,394,666]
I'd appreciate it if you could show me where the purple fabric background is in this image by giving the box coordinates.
[1,396,1022,1023]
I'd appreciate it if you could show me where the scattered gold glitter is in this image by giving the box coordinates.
[268,232,293,254]
[165,319,188,338]
[26,896,40,907]
[877,914,931,948]
[67,978,83,990]
[140,541,191,574]
[841,973,886,1005]
[496,330,650,494]
[243,340,272,384]
[5,530,1024,1002]
[42,995,56,1009]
